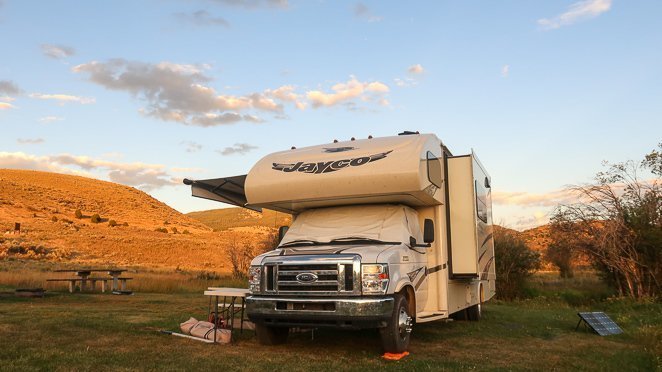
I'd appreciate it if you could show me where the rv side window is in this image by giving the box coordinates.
[475,180,488,223]
[426,151,442,188]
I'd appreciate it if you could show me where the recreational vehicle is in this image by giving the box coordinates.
[184,132,496,352]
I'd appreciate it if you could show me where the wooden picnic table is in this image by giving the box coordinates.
[51,269,131,292]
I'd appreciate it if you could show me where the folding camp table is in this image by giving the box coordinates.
[204,288,250,342]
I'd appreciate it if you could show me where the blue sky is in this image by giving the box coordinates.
[1,0,660,229]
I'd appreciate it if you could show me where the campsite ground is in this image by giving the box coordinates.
[0,270,659,371]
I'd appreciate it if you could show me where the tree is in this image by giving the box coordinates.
[546,219,577,278]
[494,226,541,299]
[551,143,661,298]
[228,230,282,279]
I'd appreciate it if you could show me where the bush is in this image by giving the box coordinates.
[171,227,178,234]
[183,229,190,235]
[51,216,58,222]
[108,220,117,227]
[155,227,168,233]
[90,214,101,223]
[122,222,129,227]
[75,209,83,219]
[494,227,541,300]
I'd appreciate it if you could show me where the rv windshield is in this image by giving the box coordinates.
[278,204,423,248]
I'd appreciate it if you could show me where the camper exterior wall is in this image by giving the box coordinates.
[244,134,444,213]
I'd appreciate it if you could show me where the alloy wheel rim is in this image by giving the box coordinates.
[397,307,413,338]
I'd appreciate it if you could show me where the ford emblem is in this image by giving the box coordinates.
[296,272,318,283]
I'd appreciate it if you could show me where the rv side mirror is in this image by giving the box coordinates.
[423,219,434,243]
[278,226,289,243]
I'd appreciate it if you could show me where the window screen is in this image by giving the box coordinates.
[475,179,488,223]
[426,151,442,188]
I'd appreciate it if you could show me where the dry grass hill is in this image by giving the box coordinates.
[187,207,291,232]
[1,168,569,273]
[0,169,237,271]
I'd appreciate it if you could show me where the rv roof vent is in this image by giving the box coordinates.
[398,131,419,136]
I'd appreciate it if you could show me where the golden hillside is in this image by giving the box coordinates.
[187,207,291,232]
[0,169,233,271]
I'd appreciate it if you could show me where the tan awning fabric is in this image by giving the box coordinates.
[183,175,261,212]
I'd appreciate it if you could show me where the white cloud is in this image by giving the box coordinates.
[306,76,390,108]
[208,0,288,9]
[17,138,45,144]
[407,64,425,74]
[501,64,510,78]
[0,102,16,110]
[0,152,179,192]
[492,189,580,208]
[217,143,258,155]
[29,93,95,105]
[538,0,612,30]
[0,80,22,95]
[174,10,230,27]
[266,85,306,110]
[40,44,76,59]
[394,77,418,88]
[180,141,203,153]
[354,2,382,22]
[38,116,64,123]
[73,59,286,126]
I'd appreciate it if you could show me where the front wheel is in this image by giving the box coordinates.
[379,294,413,353]
[255,324,289,345]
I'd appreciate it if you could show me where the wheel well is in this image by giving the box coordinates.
[400,286,416,318]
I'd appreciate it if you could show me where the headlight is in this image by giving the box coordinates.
[362,264,389,295]
[248,266,261,294]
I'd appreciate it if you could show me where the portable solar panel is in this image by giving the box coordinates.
[576,312,623,336]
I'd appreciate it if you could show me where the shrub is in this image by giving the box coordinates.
[171,227,178,234]
[108,220,117,227]
[90,214,101,223]
[51,216,58,222]
[75,209,83,219]
[155,227,168,233]
[183,229,190,235]
[494,226,541,300]
[122,222,129,227]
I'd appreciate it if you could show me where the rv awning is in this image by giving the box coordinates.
[183,175,261,212]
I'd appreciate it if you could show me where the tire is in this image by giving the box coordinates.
[379,294,413,353]
[450,310,467,321]
[467,285,484,321]
[255,323,289,345]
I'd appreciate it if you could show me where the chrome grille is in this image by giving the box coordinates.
[262,255,361,296]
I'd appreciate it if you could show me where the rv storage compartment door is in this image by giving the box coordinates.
[447,156,479,278]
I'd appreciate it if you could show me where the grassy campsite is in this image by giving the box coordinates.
[0,269,660,371]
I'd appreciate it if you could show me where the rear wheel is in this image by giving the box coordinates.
[467,284,484,321]
[379,294,413,353]
[255,324,289,345]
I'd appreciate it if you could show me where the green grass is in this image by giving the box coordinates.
[0,269,659,370]
[0,290,659,370]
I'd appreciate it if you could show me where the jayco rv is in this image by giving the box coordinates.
[184,132,496,352]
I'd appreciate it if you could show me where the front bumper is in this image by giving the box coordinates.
[246,296,394,329]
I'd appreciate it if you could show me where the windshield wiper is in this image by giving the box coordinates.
[279,239,323,248]
[280,237,402,248]
[329,237,401,245]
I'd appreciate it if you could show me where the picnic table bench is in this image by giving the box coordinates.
[47,269,132,293]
